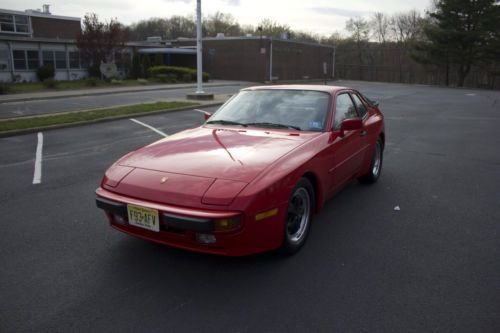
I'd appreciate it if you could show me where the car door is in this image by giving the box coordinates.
[349,92,372,165]
[326,92,365,194]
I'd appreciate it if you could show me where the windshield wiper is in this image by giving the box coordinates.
[206,119,247,127]
[244,122,301,131]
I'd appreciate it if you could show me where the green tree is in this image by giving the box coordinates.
[412,0,500,87]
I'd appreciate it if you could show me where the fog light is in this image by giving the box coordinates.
[113,214,126,225]
[196,233,217,244]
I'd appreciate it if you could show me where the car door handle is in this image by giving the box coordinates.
[360,130,368,137]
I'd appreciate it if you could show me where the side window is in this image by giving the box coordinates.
[351,93,368,118]
[334,93,357,129]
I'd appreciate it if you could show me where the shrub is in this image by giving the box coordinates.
[148,66,210,83]
[37,65,55,82]
[88,64,101,78]
[0,81,10,94]
[43,78,58,89]
[85,77,99,87]
[110,79,123,85]
[137,78,149,85]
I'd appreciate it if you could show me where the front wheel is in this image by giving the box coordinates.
[358,137,383,184]
[280,178,315,255]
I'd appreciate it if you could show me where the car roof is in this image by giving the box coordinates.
[242,84,353,94]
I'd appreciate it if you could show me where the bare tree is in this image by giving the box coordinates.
[257,19,291,38]
[345,17,370,43]
[390,10,423,43]
[165,15,196,39]
[370,12,390,43]
[204,12,242,37]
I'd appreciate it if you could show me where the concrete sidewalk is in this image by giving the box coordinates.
[0,80,252,104]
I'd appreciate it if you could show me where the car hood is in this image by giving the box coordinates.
[118,126,319,183]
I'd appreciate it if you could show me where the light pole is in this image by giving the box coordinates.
[195,0,203,94]
[187,0,213,100]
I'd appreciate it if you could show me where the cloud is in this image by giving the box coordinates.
[310,7,369,18]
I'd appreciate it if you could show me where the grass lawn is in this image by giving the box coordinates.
[0,101,198,132]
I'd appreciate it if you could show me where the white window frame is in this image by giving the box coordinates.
[0,14,31,34]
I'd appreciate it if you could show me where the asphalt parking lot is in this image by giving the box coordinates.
[1,81,499,332]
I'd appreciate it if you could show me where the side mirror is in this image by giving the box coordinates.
[195,109,212,121]
[339,118,362,136]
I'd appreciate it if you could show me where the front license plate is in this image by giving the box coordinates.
[127,204,160,232]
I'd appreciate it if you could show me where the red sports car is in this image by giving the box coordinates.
[96,85,385,256]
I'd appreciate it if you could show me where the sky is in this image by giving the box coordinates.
[2,0,432,36]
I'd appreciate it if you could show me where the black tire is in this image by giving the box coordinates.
[280,177,315,255]
[358,137,383,184]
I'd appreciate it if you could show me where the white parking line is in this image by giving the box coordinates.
[33,132,43,184]
[130,118,168,137]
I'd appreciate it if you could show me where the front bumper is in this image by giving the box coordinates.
[95,187,285,256]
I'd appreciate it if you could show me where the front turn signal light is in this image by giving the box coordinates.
[214,217,240,231]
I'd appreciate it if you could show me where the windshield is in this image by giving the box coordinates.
[207,89,331,132]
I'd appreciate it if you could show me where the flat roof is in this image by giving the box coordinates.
[138,48,196,55]
[176,36,335,49]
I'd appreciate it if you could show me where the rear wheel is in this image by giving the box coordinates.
[359,137,383,184]
[280,178,315,255]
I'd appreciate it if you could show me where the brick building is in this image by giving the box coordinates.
[0,6,88,82]
[175,37,335,82]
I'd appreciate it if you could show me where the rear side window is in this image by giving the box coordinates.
[334,93,357,129]
[351,93,368,118]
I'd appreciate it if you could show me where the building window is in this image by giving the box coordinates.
[14,15,29,33]
[0,49,9,70]
[42,51,68,69]
[27,50,39,69]
[13,50,26,70]
[42,51,54,67]
[55,51,67,69]
[0,14,30,33]
[12,50,40,70]
[69,51,80,68]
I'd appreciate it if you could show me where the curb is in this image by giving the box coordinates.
[0,83,242,104]
[0,102,224,138]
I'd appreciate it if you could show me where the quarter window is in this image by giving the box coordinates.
[351,93,368,118]
[334,93,358,129]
